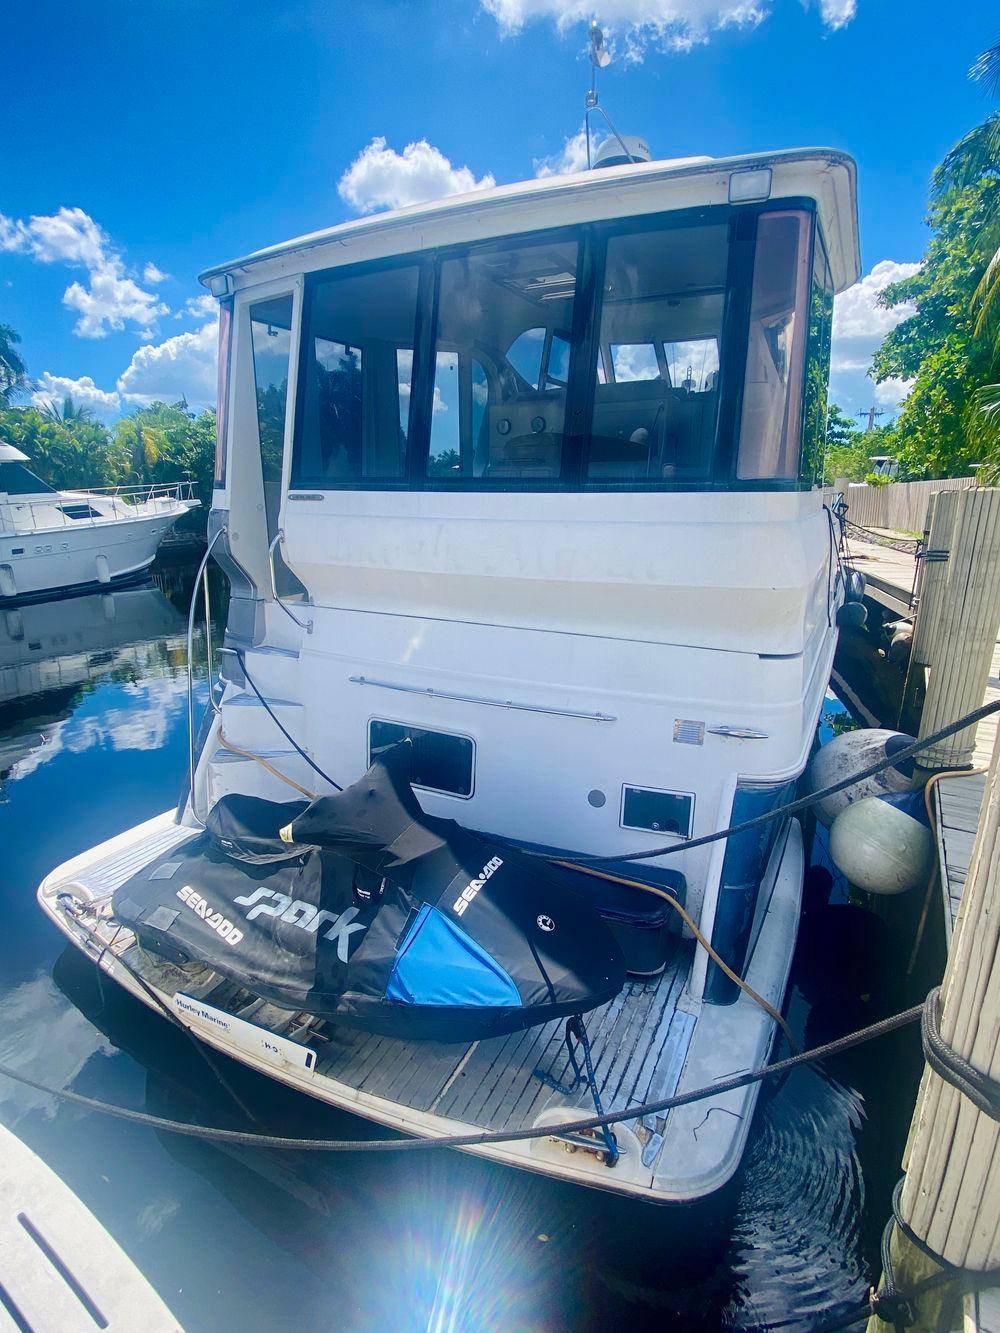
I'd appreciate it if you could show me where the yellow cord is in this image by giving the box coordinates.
[209,736,799,1050]
[551,858,799,1053]
[905,766,989,977]
[216,731,317,799]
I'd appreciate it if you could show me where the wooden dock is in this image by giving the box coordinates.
[848,527,1000,1322]
[848,534,999,936]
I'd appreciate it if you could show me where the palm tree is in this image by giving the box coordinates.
[39,395,95,425]
[0,323,28,405]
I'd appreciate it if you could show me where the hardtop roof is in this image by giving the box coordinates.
[200,146,860,295]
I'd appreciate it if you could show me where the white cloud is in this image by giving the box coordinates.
[534,126,595,177]
[480,0,854,53]
[819,0,856,28]
[832,259,920,343]
[829,259,920,415]
[338,137,496,215]
[0,205,169,338]
[63,269,169,340]
[30,372,121,419]
[117,316,219,407]
[143,262,169,283]
[874,376,915,408]
[0,206,107,269]
[182,293,217,321]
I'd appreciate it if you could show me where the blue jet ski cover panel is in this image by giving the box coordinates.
[113,744,625,1041]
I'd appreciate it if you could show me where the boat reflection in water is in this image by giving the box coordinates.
[0,583,190,783]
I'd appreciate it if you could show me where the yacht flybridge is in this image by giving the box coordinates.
[38,144,861,1202]
[0,442,198,601]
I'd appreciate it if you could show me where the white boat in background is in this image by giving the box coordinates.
[37,131,861,1203]
[0,442,198,602]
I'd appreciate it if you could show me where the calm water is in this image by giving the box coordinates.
[0,567,929,1332]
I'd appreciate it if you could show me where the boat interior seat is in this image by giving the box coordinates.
[589,380,717,479]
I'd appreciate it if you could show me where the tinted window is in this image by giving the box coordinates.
[369,720,474,797]
[589,224,727,482]
[249,295,293,547]
[0,463,55,495]
[428,240,579,480]
[293,264,419,485]
[801,235,834,486]
[737,211,812,480]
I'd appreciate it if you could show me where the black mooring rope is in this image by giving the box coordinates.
[0,999,923,1153]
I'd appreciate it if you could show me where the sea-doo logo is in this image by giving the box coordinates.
[231,888,366,962]
[453,856,503,917]
[176,886,244,946]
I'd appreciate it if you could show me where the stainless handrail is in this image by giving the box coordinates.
[267,530,313,633]
[186,525,225,826]
[1,480,197,536]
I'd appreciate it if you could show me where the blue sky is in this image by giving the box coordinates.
[2,0,997,424]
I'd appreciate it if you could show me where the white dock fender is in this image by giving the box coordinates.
[0,563,16,597]
[95,553,111,584]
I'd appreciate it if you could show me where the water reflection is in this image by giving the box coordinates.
[0,569,918,1331]
[0,584,191,785]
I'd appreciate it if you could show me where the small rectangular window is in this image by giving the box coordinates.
[369,719,474,798]
[801,234,834,486]
[621,786,693,837]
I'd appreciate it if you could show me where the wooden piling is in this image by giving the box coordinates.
[907,489,1000,769]
[866,724,1000,1331]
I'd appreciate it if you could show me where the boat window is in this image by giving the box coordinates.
[249,295,293,548]
[58,504,101,520]
[800,233,834,487]
[507,328,546,389]
[588,224,728,482]
[369,719,474,797]
[0,463,56,495]
[293,264,420,486]
[737,211,812,481]
[214,298,232,486]
[427,351,462,476]
[426,239,579,481]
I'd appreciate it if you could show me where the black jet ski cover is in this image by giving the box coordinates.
[113,744,625,1041]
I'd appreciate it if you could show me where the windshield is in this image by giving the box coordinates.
[290,207,824,492]
[0,462,55,495]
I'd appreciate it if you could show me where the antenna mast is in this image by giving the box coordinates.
[584,20,636,168]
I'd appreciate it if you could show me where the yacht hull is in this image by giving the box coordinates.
[0,509,189,602]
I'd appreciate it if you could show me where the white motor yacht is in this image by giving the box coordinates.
[0,442,198,601]
[37,140,861,1203]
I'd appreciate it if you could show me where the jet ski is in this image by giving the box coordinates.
[112,743,626,1042]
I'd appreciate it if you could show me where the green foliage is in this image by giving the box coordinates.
[871,175,1000,478]
[824,404,869,482]
[0,324,28,406]
[0,397,215,525]
[863,471,892,487]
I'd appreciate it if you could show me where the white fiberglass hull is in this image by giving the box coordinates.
[0,507,190,601]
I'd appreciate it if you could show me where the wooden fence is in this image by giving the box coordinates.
[831,476,976,534]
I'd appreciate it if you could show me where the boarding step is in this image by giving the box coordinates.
[207,745,319,806]
[218,689,306,753]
